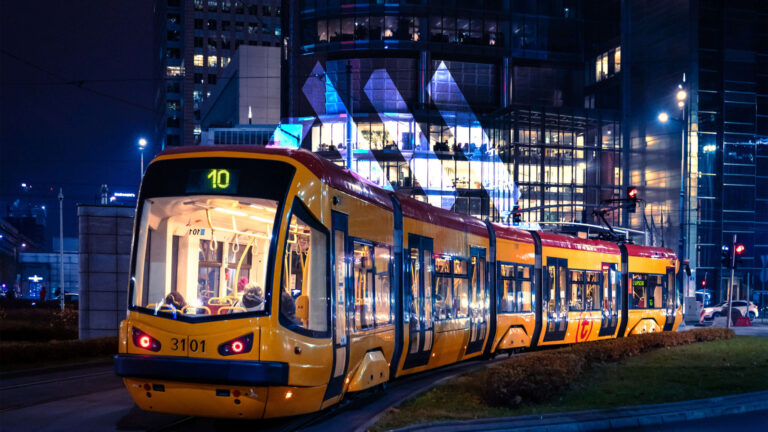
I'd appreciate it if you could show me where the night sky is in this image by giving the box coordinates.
[1,1,156,244]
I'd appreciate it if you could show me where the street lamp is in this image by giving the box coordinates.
[659,80,690,304]
[138,138,148,178]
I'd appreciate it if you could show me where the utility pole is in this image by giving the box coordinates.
[727,233,736,329]
[58,188,65,311]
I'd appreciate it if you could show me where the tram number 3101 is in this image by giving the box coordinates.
[170,337,206,353]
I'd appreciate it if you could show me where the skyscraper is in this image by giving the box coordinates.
[155,0,282,148]
[585,0,768,306]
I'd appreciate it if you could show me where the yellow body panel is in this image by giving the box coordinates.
[347,349,390,392]
[536,245,622,347]
[494,314,535,350]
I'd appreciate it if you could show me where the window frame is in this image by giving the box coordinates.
[629,272,667,310]
[128,158,295,323]
[567,269,602,312]
[350,237,394,331]
[497,262,534,314]
[278,198,332,338]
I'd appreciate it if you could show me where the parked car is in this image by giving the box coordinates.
[701,300,759,322]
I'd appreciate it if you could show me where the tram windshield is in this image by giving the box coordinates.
[131,196,279,318]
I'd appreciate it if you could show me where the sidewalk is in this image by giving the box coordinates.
[390,391,768,432]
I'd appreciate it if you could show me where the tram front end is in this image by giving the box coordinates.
[115,149,336,419]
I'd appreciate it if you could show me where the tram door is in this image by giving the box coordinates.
[325,211,350,401]
[599,263,621,336]
[465,247,488,355]
[403,234,434,369]
[542,258,568,342]
[663,267,676,331]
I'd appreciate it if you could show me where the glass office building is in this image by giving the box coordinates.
[282,0,626,225]
[691,0,768,306]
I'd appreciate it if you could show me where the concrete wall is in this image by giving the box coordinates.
[78,205,134,339]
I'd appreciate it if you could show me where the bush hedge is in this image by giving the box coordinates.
[0,308,78,342]
[484,328,734,408]
[0,337,118,366]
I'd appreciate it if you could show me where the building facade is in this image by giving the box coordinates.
[281,0,628,226]
[585,0,768,307]
[155,0,282,148]
[691,0,768,306]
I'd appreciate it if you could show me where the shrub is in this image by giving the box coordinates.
[485,351,585,406]
[0,307,79,342]
[0,337,118,366]
[483,328,733,408]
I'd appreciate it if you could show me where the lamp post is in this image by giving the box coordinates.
[658,80,690,305]
[138,138,148,178]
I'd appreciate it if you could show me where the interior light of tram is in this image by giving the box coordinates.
[214,207,247,217]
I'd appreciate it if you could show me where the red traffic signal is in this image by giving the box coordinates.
[627,187,638,200]
[735,244,745,255]
[512,205,522,224]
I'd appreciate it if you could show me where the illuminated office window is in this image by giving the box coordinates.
[194,54,203,67]
[166,66,183,77]
[614,47,621,73]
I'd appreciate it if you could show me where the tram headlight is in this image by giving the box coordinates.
[132,327,161,352]
[218,333,254,356]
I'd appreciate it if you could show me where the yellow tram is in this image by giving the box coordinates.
[115,146,682,419]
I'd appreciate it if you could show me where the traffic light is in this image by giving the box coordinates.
[720,245,731,269]
[512,205,522,225]
[626,186,638,213]
[733,243,745,269]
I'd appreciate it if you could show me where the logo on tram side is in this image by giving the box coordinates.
[576,311,594,342]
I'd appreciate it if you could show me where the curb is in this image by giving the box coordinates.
[388,390,768,432]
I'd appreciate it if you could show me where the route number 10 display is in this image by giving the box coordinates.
[207,169,230,189]
[186,168,240,194]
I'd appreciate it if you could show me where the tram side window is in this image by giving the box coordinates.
[353,242,375,330]
[374,245,392,325]
[498,264,533,313]
[602,265,620,313]
[647,274,664,309]
[453,259,469,318]
[407,248,420,325]
[569,271,585,311]
[586,271,601,311]
[630,273,648,309]
[434,257,453,319]
[280,208,328,333]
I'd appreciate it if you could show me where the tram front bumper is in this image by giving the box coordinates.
[114,354,289,386]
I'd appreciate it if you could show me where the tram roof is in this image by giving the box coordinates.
[537,231,621,255]
[490,223,535,244]
[158,145,394,210]
[624,244,677,260]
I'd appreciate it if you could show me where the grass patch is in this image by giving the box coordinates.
[371,335,768,432]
